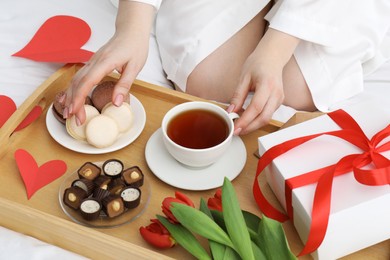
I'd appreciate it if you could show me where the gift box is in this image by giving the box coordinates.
[257,101,390,260]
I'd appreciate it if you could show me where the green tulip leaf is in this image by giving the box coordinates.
[242,210,261,231]
[153,179,296,260]
[170,203,235,249]
[222,178,255,260]
[157,215,211,260]
[222,246,241,260]
[199,198,227,260]
[242,210,262,240]
[210,241,228,260]
[251,241,267,260]
[199,198,213,218]
[210,209,226,230]
[211,209,260,238]
[256,215,297,260]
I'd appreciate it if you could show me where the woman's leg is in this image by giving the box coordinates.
[185,6,269,103]
[185,3,316,111]
[282,57,316,111]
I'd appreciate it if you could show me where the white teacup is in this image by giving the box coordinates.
[161,101,239,168]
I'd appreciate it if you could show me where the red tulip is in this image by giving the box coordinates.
[162,191,195,223]
[139,219,176,249]
[207,188,222,211]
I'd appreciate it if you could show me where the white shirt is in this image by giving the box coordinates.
[127,0,390,112]
[266,0,390,111]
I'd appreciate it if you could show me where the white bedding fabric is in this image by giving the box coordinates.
[0,0,389,258]
[0,227,87,260]
[0,0,172,108]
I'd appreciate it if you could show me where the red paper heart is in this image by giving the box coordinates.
[0,95,17,128]
[12,15,94,63]
[0,95,42,132]
[14,106,43,132]
[15,149,67,199]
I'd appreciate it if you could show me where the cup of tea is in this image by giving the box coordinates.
[161,101,239,168]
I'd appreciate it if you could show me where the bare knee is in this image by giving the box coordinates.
[283,57,316,111]
[186,4,271,103]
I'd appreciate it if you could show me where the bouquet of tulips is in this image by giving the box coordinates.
[140,178,296,260]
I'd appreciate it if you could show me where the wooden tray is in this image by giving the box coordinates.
[0,64,388,259]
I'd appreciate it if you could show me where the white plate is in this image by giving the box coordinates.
[46,94,146,154]
[145,128,247,190]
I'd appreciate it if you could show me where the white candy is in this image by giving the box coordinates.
[80,200,100,213]
[121,188,140,202]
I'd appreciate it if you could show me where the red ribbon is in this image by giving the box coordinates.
[253,109,390,256]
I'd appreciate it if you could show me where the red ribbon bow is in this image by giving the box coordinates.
[253,109,390,256]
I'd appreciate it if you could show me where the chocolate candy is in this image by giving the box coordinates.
[93,187,111,202]
[120,187,141,209]
[102,195,125,218]
[63,160,145,221]
[78,162,101,180]
[94,175,111,190]
[122,166,144,187]
[102,159,124,179]
[63,186,87,210]
[80,198,102,221]
[108,178,126,195]
[72,178,95,196]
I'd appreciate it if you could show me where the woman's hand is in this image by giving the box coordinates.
[229,29,300,135]
[63,1,155,125]
[228,47,285,135]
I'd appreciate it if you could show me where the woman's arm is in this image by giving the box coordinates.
[64,1,155,125]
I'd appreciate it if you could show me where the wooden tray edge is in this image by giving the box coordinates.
[0,196,173,259]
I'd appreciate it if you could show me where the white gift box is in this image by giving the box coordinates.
[258,101,390,260]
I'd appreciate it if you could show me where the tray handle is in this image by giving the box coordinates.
[0,64,79,158]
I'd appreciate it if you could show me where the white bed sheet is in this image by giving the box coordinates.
[0,0,389,258]
[0,0,172,108]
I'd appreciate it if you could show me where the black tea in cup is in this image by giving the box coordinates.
[167,109,229,149]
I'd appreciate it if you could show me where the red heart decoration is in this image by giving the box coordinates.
[14,106,43,132]
[0,95,17,128]
[15,149,67,199]
[0,95,42,132]
[12,15,94,63]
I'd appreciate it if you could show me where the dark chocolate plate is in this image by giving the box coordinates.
[58,161,150,228]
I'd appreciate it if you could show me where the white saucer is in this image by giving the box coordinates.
[145,128,247,190]
[46,94,146,154]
